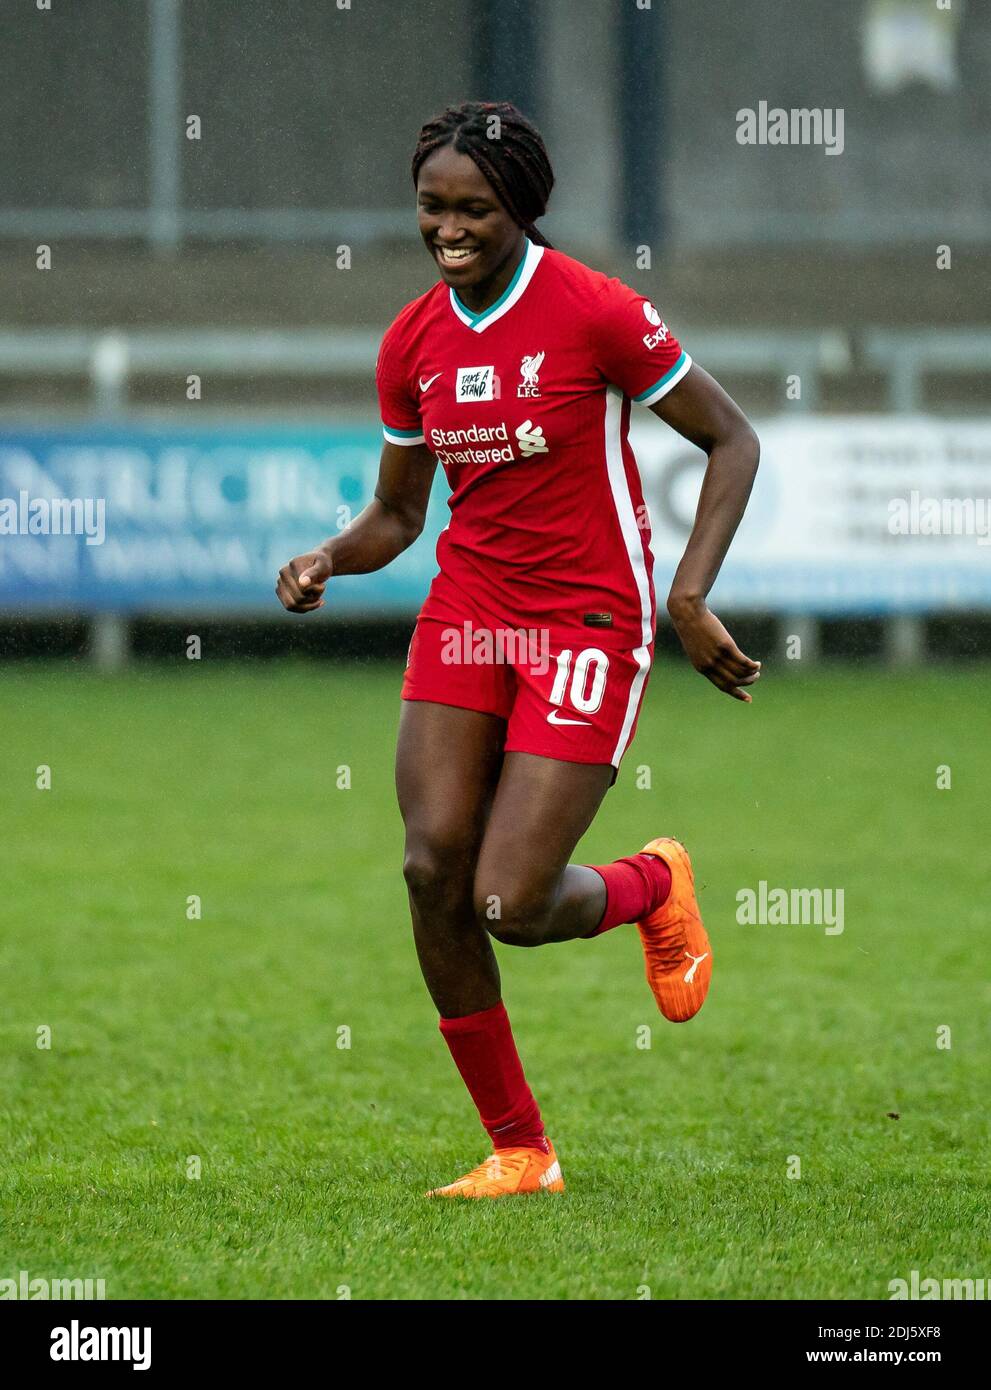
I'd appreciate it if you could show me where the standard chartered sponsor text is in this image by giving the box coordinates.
[431,422,513,467]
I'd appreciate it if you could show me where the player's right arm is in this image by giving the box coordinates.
[275,440,436,614]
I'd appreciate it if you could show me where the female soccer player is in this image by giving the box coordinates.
[277,102,761,1198]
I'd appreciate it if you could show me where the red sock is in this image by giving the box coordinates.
[584,853,672,936]
[438,1001,549,1153]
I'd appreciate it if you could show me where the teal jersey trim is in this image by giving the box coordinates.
[634,351,689,402]
[451,239,531,328]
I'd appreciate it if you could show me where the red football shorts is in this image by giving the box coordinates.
[401,608,654,771]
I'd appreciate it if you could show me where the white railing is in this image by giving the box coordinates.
[2,327,988,413]
[0,328,853,414]
[864,329,991,412]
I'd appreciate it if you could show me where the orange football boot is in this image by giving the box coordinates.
[637,838,711,1022]
[426,1142,564,1199]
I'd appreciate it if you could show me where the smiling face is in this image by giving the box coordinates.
[416,143,525,302]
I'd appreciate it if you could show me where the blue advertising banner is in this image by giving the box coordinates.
[2,417,990,617]
[0,424,447,615]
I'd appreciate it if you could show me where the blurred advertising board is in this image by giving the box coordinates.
[1,418,989,616]
[639,415,991,614]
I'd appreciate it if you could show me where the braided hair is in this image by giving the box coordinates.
[411,101,555,248]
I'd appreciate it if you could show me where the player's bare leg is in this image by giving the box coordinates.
[395,699,505,1018]
[472,753,614,941]
[473,752,711,1020]
[396,701,562,1196]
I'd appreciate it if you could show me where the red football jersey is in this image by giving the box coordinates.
[375,238,692,651]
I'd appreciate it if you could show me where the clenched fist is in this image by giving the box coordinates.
[276,546,333,614]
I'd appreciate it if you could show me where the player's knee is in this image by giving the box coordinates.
[475,886,550,948]
[402,836,475,910]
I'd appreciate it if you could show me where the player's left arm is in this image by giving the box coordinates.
[649,364,762,703]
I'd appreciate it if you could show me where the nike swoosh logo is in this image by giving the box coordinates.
[418,372,442,393]
[547,709,590,726]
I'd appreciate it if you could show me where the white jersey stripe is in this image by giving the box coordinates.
[603,388,654,766]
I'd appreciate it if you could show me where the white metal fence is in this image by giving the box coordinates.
[1,326,989,412]
[5,326,985,414]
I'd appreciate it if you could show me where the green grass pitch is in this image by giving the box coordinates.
[1,658,988,1300]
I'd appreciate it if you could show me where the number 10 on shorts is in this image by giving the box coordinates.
[549,647,609,714]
